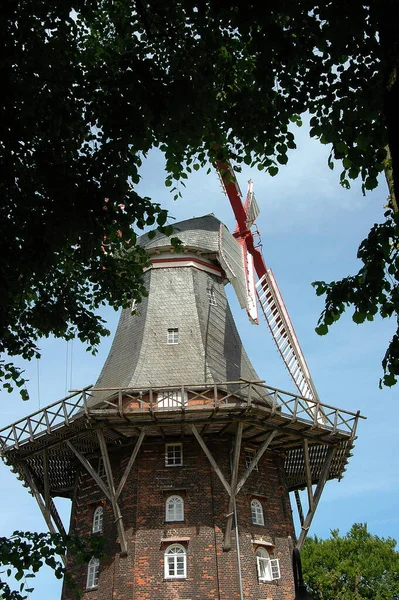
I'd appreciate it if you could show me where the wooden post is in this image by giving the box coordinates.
[296,446,336,549]
[97,429,128,556]
[223,422,243,551]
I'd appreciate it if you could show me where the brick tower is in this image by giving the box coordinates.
[0,215,361,600]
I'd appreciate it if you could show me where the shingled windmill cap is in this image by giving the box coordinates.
[92,213,261,401]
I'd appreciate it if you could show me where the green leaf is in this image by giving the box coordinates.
[315,324,328,335]
[352,311,366,324]
[268,166,279,177]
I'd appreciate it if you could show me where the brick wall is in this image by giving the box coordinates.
[62,437,295,600]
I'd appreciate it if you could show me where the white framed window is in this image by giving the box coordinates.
[251,499,264,526]
[164,544,187,579]
[92,506,103,533]
[256,548,280,581]
[157,391,188,409]
[207,288,217,306]
[244,448,259,471]
[165,443,183,466]
[98,457,106,480]
[167,328,179,344]
[86,557,100,589]
[166,495,184,522]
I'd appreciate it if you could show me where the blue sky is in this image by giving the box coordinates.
[1,123,398,598]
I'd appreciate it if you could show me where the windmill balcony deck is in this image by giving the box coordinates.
[0,380,364,498]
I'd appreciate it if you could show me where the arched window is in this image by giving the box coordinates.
[166,495,184,522]
[251,499,264,525]
[86,557,100,589]
[164,544,187,579]
[92,506,103,533]
[256,548,281,581]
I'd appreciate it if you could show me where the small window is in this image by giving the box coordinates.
[87,557,100,589]
[92,506,103,533]
[245,448,259,471]
[207,288,217,306]
[166,495,184,522]
[98,457,106,480]
[165,443,183,466]
[256,548,280,581]
[251,499,264,526]
[164,544,187,579]
[167,328,179,344]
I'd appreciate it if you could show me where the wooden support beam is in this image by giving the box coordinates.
[190,425,231,495]
[296,446,336,550]
[236,430,277,494]
[115,428,146,501]
[48,498,67,537]
[223,422,243,551]
[303,439,314,511]
[66,441,112,501]
[97,429,128,556]
[294,490,304,526]
[21,464,66,566]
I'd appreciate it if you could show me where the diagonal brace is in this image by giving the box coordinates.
[190,424,231,495]
[115,428,146,501]
[296,446,336,550]
[20,464,67,566]
[223,422,243,551]
[236,430,277,494]
[97,429,128,556]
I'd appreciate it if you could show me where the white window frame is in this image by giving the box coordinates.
[244,448,259,471]
[251,499,264,526]
[92,506,103,533]
[157,391,188,409]
[256,548,280,581]
[165,443,183,466]
[167,328,179,344]
[164,544,187,579]
[165,495,184,522]
[86,557,100,589]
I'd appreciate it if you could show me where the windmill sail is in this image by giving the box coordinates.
[215,160,322,412]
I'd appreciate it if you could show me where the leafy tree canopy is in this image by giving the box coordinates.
[1,0,399,394]
[0,531,104,600]
[302,523,399,600]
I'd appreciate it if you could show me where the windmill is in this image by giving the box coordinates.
[0,166,363,600]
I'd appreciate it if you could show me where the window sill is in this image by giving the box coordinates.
[164,520,186,524]
[164,577,187,581]
[84,587,98,592]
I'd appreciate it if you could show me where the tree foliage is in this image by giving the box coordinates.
[1,0,399,394]
[302,523,399,600]
[0,531,104,600]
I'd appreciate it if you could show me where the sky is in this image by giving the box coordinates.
[1,122,398,598]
